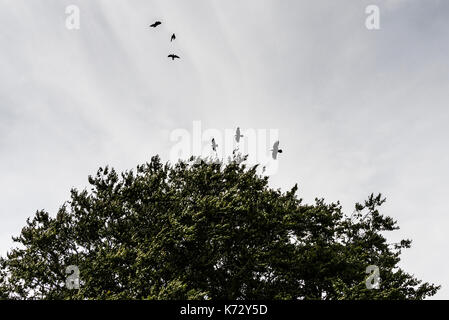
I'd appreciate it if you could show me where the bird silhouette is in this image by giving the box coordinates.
[171,33,176,42]
[168,54,180,60]
[270,141,283,160]
[235,127,244,143]
[150,21,162,28]
[211,138,218,152]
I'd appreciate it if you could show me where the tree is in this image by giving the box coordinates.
[0,155,440,299]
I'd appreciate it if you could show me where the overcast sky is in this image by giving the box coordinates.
[1,0,448,298]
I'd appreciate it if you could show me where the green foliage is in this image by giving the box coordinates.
[0,155,440,299]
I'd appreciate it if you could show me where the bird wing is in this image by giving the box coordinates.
[273,140,279,150]
[174,55,180,58]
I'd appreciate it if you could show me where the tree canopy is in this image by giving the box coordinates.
[0,155,440,299]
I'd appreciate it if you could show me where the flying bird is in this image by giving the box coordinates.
[211,138,218,152]
[149,21,162,28]
[168,54,180,60]
[235,127,244,143]
[270,141,283,160]
[171,33,176,42]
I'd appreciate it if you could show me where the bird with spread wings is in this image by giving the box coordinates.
[211,138,218,152]
[235,127,244,143]
[270,141,283,160]
[168,54,180,60]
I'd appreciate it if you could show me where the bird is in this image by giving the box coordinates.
[270,141,283,160]
[235,127,244,143]
[168,54,180,60]
[171,33,176,42]
[211,138,218,152]
[149,21,162,28]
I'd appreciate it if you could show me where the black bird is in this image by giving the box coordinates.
[150,21,162,28]
[171,33,176,42]
[168,54,180,60]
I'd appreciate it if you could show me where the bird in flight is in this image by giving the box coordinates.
[270,141,283,160]
[211,138,218,152]
[150,21,162,28]
[235,127,244,143]
[168,54,180,60]
[171,33,176,42]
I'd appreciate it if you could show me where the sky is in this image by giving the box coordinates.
[0,0,448,298]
